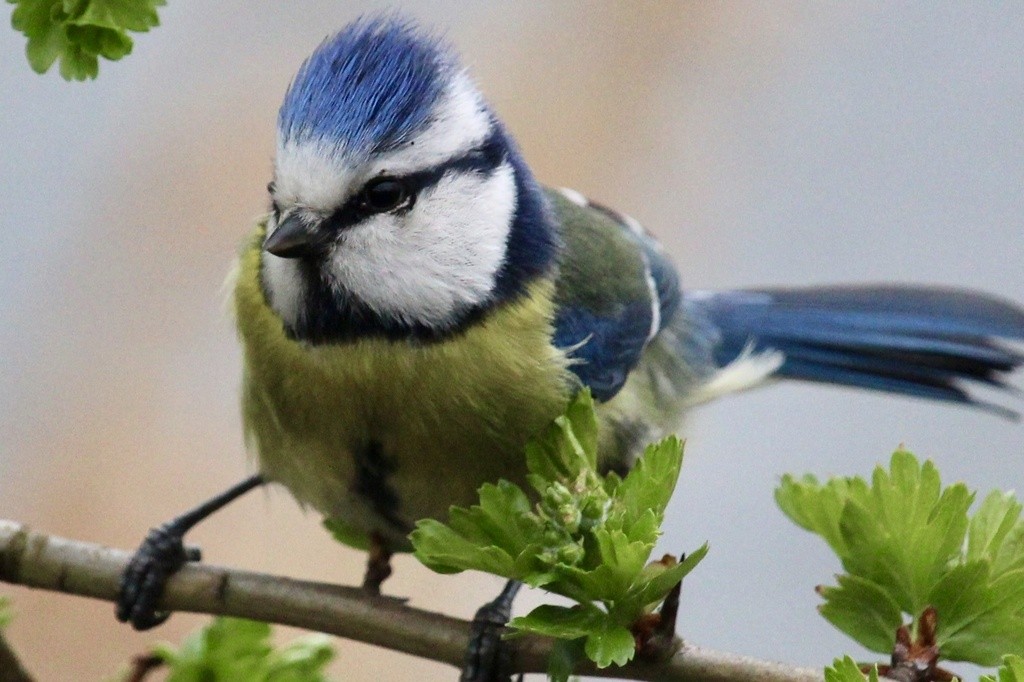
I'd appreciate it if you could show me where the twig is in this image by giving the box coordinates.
[0,628,34,682]
[125,654,164,682]
[0,520,821,682]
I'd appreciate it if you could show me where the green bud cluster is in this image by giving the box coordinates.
[532,467,612,568]
[411,390,704,673]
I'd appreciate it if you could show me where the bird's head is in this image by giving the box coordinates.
[262,17,557,343]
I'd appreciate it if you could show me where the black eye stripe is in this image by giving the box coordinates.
[408,128,506,188]
[324,129,507,229]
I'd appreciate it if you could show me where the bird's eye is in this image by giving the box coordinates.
[359,177,412,214]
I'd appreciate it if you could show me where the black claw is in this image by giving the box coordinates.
[116,522,196,630]
[461,580,522,682]
[115,475,265,631]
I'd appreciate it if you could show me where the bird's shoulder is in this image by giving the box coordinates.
[543,187,681,401]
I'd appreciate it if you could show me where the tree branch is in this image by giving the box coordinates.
[0,520,821,681]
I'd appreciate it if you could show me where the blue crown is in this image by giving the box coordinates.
[278,17,452,157]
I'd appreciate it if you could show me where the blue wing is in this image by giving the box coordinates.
[547,189,680,401]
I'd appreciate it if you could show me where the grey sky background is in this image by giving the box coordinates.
[1,3,1022,679]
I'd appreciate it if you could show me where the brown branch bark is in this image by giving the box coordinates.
[0,520,821,682]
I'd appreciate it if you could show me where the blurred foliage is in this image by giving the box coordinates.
[151,617,334,682]
[8,0,164,80]
[982,655,1024,682]
[778,450,1024,666]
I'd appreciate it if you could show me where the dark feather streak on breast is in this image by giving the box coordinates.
[353,441,410,532]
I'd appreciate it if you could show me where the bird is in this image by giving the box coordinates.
[117,14,1024,678]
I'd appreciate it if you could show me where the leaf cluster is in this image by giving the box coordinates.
[982,655,1024,682]
[411,390,706,671]
[152,617,334,682]
[8,0,164,80]
[777,450,1024,666]
[823,656,879,682]
[0,596,11,628]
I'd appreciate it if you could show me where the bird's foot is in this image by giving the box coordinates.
[116,522,201,630]
[361,532,394,595]
[460,580,522,682]
[116,474,264,630]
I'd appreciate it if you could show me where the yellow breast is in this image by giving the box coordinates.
[232,229,574,549]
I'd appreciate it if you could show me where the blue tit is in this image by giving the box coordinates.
[118,17,1024,634]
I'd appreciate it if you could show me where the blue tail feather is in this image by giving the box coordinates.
[688,285,1024,416]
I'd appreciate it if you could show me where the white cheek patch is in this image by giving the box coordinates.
[262,252,307,331]
[268,70,508,332]
[327,162,516,328]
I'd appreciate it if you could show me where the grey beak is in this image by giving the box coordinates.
[263,213,326,258]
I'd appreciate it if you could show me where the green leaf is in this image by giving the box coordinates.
[58,42,99,80]
[465,480,538,548]
[8,0,164,80]
[620,509,660,547]
[837,453,972,613]
[995,522,1024,577]
[824,656,879,682]
[410,479,548,576]
[615,436,684,535]
[65,23,132,59]
[64,0,163,33]
[160,618,270,681]
[263,635,334,682]
[525,419,586,486]
[563,388,599,464]
[929,563,1024,665]
[549,563,627,605]
[776,473,868,559]
[779,448,1024,666]
[409,518,517,576]
[981,654,1024,682]
[508,602,634,672]
[583,621,635,669]
[10,0,69,74]
[156,617,333,682]
[591,528,651,599]
[629,544,709,611]
[817,575,902,654]
[522,390,600,487]
[509,603,606,640]
[969,491,1024,574]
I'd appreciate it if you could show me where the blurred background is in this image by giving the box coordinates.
[2,2,1022,680]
